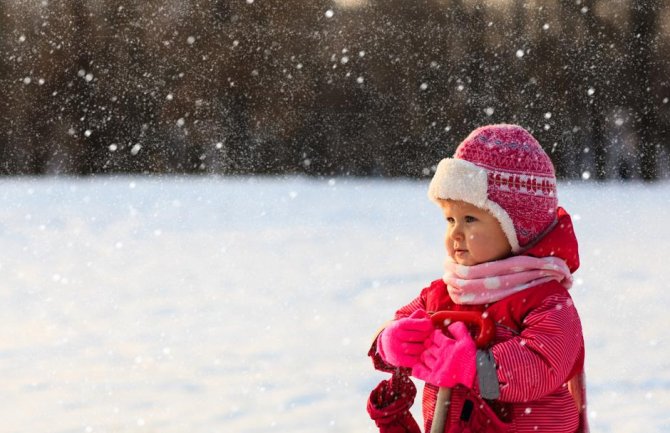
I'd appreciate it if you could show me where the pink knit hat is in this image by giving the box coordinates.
[428,124,558,252]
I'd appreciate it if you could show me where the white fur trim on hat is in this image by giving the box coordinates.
[428,158,521,252]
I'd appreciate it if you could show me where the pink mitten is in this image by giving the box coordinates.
[411,322,477,388]
[377,310,434,368]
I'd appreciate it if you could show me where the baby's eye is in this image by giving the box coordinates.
[464,215,477,223]
[446,217,455,224]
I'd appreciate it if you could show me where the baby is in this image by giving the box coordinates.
[368,125,587,433]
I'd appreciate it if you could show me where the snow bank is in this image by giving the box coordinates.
[0,176,667,432]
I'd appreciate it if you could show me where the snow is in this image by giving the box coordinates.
[0,176,668,432]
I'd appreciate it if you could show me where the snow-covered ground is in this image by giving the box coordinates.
[0,176,668,433]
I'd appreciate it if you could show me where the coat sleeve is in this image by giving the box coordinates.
[368,288,430,372]
[393,288,429,319]
[491,293,584,402]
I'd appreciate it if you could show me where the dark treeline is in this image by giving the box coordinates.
[1,0,669,179]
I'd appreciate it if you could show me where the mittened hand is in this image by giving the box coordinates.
[411,322,477,388]
[377,310,434,368]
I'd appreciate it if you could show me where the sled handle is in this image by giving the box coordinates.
[430,310,495,348]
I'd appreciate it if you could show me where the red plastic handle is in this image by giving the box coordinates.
[430,311,495,348]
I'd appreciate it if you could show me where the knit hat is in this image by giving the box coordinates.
[428,124,558,253]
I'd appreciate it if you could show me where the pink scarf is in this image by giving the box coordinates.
[443,255,573,305]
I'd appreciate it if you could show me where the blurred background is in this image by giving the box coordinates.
[2,0,669,180]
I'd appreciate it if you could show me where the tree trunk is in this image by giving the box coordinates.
[630,0,661,181]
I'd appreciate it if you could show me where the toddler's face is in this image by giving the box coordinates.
[439,199,512,266]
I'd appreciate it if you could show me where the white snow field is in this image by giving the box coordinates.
[0,176,668,433]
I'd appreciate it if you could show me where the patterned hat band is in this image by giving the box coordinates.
[487,171,557,198]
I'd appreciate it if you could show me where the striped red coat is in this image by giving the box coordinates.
[372,208,588,433]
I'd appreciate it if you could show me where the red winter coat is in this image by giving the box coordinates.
[369,208,588,433]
